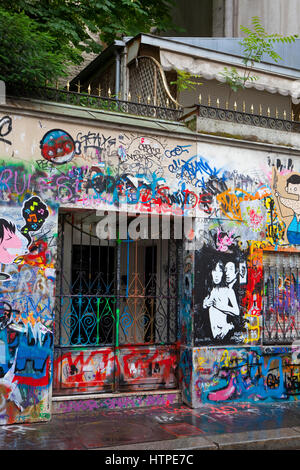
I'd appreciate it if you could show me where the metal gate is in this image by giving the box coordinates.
[263,251,300,344]
[53,210,180,395]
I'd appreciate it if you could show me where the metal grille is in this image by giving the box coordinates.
[7,82,183,122]
[181,104,298,132]
[54,211,179,348]
[128,56,179,109]
[263,251,300,344]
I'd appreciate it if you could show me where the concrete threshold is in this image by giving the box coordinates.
[98,427,300,451]
[52,388,181,402]
[52,388,182,414]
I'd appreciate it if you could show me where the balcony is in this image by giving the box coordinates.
[6,82,183,122]
[181,102,300,132]
[180,99,300,150]
[5,56,300,150]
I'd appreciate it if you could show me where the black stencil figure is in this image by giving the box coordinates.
[194,236,248,345]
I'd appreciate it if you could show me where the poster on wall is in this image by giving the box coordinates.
[194,228,248,345]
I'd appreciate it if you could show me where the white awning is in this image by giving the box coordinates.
[160,49,300,104]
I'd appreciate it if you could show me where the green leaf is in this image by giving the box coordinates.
[170,69,202,92]
[222,16,296,92]
[0,0,179,86]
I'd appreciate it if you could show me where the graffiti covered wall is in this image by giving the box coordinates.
[176,138,300,406]
[0,198,56,423]
[192,143,300,349]
[193,346,300,405]
[2,103,300,415]
[0,114,60,423]
[0,106,201,422]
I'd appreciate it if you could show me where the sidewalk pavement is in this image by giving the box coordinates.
[2,401,300,451]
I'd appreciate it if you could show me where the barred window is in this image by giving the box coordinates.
[263,251,300,344]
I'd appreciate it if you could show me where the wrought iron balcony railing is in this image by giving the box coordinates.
[6,82,298,131]
[181,103,300,133]
[6,83,184,122]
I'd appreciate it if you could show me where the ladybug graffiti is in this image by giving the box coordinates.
[40,129,75,164]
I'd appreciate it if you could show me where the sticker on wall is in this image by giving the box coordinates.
[20,196,49,246]
[40,129,75,164]
[240,199,266,236]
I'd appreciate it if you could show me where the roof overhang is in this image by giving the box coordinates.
[71,33,300,104]
[126,34,300,104]
[160,49,300,103]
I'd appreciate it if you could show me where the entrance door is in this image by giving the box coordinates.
[70,244,115,346]
[53,211,180,395]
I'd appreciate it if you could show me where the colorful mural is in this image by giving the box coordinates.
[0,198,56,423]
[1,106,300,419]
[53,346,178,394]
[193,346,300,405]
[0,111,200,422]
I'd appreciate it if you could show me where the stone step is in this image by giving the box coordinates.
[52,389,182,414]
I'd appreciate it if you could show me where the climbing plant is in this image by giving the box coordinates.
[220,16,298,92]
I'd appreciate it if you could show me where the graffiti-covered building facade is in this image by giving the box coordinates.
[184,132,300,407]
[1,95,300,423]
[1,35,300,424]
[0,96,198,423]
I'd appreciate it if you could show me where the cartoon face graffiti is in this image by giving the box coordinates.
[0,219,28,264]
[285,175,300,196]
[274,172,300,245]
[40,129,75,165]
[0,196,49,281]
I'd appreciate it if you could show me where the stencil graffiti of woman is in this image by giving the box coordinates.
[203,259,240,340]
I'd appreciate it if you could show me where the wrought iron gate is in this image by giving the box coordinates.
[263,251,300,344]
[53,211,180,394]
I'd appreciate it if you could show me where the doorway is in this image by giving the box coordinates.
[53,210,180,395]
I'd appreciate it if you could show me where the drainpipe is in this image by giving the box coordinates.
[115,49,121,99]
[121,45,128,101]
